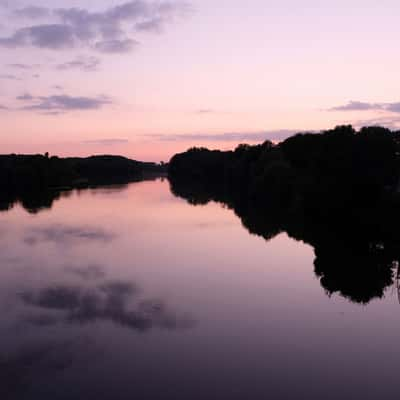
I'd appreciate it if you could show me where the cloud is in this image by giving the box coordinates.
[135,17,165,32]
[349,116,400,131]
[0,1,191,52]
[330,100,400,113]
[83,139,130,146]
[149,130,297,143]
[0,73,21,80]
[7,62,40,69]
[94,38,138,53]
[195,109,215,114]
[56,55,100,71]
[24,224,115,245]
[65,264,106,281]
[0,0,14,9]
[386,103,400,113]
[13,6,49,19]
[330,101,383,111]
[0,104,8,110]
[16,92,34,100]
[17,93,112,113]
[20,281,195,332]
[0,24,75,49]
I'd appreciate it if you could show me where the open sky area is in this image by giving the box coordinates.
[0,0,399,161]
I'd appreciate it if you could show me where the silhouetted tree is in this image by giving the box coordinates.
[168,125,400,304]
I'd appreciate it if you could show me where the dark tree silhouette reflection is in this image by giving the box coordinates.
[169,177,400,305]
[0,176,162,215]
[0,187,124,214]
[168,126,400,305]
[313,238,396,304]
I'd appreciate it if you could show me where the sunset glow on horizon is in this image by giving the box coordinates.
[1,0,399,161]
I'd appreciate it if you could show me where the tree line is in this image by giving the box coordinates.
[0,154,166,192]
[169,125,400,304]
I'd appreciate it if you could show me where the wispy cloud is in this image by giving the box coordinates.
[7,62,40,69]
[24,224,116,245]
[195,109,215,114]
[0,1,14,9]
[21,280,194,331]
[94,38,138,53]
[17,92,113,113]
[148,130,297,143]
[56,56,100,72]
[0,73,21,80]
[330,100,400,113]
[82,139,129,146]
[135,16,172,33]
[349,116,400,131]
[0,24,76,49]
[13,6,49,19]
[330,101,382,111]
[0,1,191,53]
[386,103,400,113]
[65,264,106,280]
[16,92,34,100]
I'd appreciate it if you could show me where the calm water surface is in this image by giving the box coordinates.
[1,179,399,399]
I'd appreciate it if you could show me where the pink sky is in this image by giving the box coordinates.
[0,0,399,161]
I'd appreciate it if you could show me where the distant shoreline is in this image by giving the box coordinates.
[0,154,167,193]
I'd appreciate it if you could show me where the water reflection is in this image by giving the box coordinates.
[21,280,194,331]
[0,337,93,398]
[24,224,116,246]
[0,190,64,214]
[2,178,400,399]
[0,182,198,398]
[65,264,106,280]
[0,176,162,214]
[169,177,400,305]
[1,264,195,398]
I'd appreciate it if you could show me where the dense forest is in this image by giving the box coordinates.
[169,125,400,304]
[0,154,166,212]
[169,125,400,231]
[0,154,166,190]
